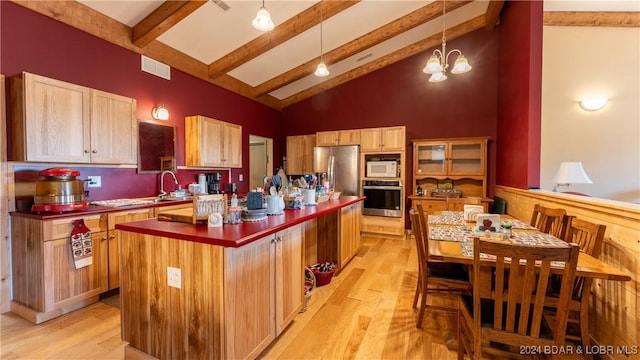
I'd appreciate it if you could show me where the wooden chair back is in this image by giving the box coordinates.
[409,209,427,285]
[446,197,481,211]
[564,218,606,258]
[530,204,567,238]
[470,237,580,351]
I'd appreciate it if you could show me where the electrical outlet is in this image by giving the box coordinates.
[167,266,182,288]
[87,176,101,188]
[239,174,243,182]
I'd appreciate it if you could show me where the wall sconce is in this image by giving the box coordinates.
[579,98,608,111]
[151,105,169,120]
[552,161,592,192]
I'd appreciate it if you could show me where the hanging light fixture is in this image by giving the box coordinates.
[252,0,274,32]
[314,1,329,77]
[423,0,472,82]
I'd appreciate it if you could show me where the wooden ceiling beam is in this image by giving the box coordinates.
[484,1,504,30]
[280,15,486,108]
[544,11,640,27]
[132,0,208,48]
[207,0,360,79]
[253,0,472,98]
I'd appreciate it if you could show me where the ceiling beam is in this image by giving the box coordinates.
[207,0,360,79]
[484,1,504,30]
[543,11,640,27]
[132,0,208,48]
[253,0,472,98]
[280,15,486,108]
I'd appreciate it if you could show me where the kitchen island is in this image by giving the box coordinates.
[115,196,363,360]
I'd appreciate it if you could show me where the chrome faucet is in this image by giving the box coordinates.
[158,170,178,198]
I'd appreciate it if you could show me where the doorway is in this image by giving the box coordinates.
[249,135,273,190]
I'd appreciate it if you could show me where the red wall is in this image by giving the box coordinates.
[496,1,543,189]
[1,1,282,199]
[282,27,500,198]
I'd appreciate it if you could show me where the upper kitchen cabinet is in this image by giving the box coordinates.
[10,72,137,164]
[360,126,405,153]
[185,115,242,168]
[316,130,360,146]
[286,134,315,175]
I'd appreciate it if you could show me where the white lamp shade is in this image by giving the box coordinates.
[423,56,443,74]
[428,72,447,83]
[314,62,330,77]
[551,162,593,184]
[451,55,472,74]
[252,8,274,31]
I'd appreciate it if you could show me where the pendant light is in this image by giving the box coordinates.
[252,0,274,32]
[423,0,472,82]
[314,1,329,77]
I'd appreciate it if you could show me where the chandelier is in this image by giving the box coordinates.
[422,0,472,82]
[252,0,274,32]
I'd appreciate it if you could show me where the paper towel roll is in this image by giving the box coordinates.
[198,174,207,194]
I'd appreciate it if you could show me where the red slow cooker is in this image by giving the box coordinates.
[31,168,88,212]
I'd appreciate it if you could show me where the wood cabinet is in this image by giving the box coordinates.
[274,225,304,335]
[11,214,108,324]
[185,115,243,168]
[286,134,316,175]
[106,209,153,290]
[316,129,361,146]
[10,72,137,164]
[360,126,405,152]
[412,137,489,198]
[339,202,361,268]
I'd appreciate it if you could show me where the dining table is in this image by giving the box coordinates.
[426,211,631,282]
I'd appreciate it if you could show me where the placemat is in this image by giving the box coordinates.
[500,218,537,230]
[428,212,465,226]
[429,225,473,242]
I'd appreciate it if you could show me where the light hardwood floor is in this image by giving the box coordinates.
[1,236,461,359]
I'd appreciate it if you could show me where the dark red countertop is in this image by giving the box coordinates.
[116,196,365,248]
[10,199,193,220]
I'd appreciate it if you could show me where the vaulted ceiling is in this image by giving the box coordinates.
[12,0,639,110]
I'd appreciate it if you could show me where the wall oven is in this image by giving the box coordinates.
[362,180,402,218]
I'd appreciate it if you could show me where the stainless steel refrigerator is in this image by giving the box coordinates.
[313,145,360,196]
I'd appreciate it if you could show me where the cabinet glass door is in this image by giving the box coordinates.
[415,143,447,175]
[449,142,483,175]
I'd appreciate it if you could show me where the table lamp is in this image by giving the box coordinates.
[552,161,592,192]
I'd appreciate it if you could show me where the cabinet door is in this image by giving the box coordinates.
[411,198,446,217]
[338,129,361,145]
[286,136,305,174]
[380,126,405,151]
[17,72,91,163]
[275,225,303,335]
[339,203,361,268]
[316,131,339,146]
[302,134,316,173]
[225,235,275,360]
[90,90,137,164]
[414,141,447,175]
[42,231,108,312]
[360,128,382,152]
[223,122,242,168]
[448,140,485,176]
[107,209,153,290]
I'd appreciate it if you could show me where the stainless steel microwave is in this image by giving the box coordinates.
[366,161,398,178]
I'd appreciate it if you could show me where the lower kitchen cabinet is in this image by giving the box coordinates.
[106,208,153,290]
[11,214,108,324]
[339,202,361,268]
[361,215,405,237]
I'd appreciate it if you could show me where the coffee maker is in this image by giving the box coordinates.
[206,172,222,194]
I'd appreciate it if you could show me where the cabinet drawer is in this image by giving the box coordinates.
[42,215,106,241]
[108,208,154,229]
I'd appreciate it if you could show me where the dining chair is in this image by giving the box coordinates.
[529,203,568,239]
[457,237,580,359]
[410,205,471,328]
[446,197,482,212]
[545,217,607,354]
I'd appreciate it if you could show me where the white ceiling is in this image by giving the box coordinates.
[75,0,637,108]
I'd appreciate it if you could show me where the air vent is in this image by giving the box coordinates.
[141,55,171,80]
[212,0,230,11]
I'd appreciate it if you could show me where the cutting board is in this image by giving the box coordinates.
[157,208,195,224]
